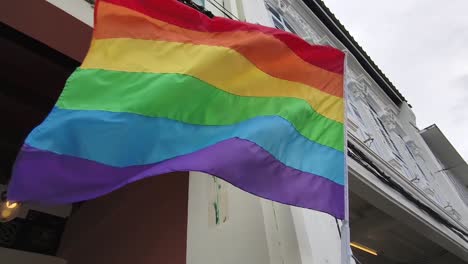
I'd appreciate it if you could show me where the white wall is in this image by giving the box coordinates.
[239,0,273,25]
[186,173,343,264]
[186,173,272,264]
[292,208,343,264]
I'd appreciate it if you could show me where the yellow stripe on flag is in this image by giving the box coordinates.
[82,38,344,123]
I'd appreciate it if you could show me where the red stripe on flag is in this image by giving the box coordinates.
[98,0,345,76]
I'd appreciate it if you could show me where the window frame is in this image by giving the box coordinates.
[192,0,205,7]
[267,5,296,34]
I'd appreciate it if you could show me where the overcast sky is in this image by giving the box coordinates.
[321,0,468,160]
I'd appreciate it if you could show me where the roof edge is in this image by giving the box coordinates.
[302,0,407,105]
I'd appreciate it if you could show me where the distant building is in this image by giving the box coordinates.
[0,1,467,264]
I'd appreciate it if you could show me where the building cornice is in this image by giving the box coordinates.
[348,133,468,260]
[301,0,407,106]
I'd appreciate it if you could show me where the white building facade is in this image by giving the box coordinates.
[1,0,467,263]
[185,1,468,263]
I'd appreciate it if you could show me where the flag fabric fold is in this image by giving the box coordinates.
[8,0,346,219]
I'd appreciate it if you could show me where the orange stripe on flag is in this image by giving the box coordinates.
[94,2,344,98]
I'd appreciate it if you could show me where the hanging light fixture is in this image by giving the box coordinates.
[350,242,378,256]
[0,191,21,222]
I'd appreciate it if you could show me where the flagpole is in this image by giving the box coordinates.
[341,51,351,264]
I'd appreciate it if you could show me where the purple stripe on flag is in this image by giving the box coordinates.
[8,138,344,218]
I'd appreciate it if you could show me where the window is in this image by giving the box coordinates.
[367,103,403,160]
[193,0,205,6]
[350,104,363,122]
[267,5,296,34]
[84,0,95,6]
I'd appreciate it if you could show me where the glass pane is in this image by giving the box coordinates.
[267,5,282,20]
[193,0,204,6]
[273,19,285,31]
[351,104,363,121]
[284,21,296,34]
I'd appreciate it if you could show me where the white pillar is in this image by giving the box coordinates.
[291,208,343,264]
[187,172,345,264]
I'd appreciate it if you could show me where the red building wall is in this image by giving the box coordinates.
[58,172,189,264]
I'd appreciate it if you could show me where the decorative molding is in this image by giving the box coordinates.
[356,74,372,88]
[388,158,403,173]
[318,35,334,46]
[288,10,321,42]
[266,0,322,42]
[405,139,422,158]
[444,204,462,221]
[265,0,468,226]
[346,68,358,80]
[349,80,368,101]
[450,210,462,221]
[347,119,359,133]
[410,177,420,184]
[423,187,435,197]
[349,133,468,230]
[379,107,398,132]
[277,0,291,11]
[347,75,379,104]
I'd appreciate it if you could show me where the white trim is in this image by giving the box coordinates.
[348,152,468,261]
[350,133,468,231]
[305,0,404,103]
[341,52,351,264]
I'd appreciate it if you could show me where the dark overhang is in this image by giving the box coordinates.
[420,125,468,187]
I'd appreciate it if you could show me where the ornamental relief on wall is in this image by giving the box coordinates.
[265,0,322,42]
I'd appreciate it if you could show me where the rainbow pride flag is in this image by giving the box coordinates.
[8,0,346,218]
